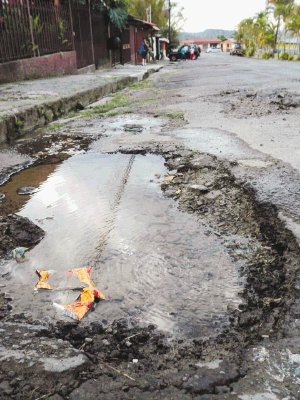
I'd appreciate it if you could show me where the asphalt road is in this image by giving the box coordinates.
[1,54,300,399]
[157,54,300,242]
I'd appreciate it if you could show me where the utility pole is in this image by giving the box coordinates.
[168,0,171,45]
[146,5,152,23]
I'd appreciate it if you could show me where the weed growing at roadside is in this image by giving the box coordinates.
[164,112,184,120]
[46,122,64,132]
[81,93,130,117]
[130,80,150,90]
[143,98,156,103]
[106,108,134,117]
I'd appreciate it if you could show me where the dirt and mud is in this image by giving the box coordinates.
[0,56,300,399]
[217,89,300,118]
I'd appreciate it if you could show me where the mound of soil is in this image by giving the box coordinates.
[0,214,44,258]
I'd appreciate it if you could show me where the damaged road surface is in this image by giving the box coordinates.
[0,55,300,399]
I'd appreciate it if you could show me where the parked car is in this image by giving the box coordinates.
[230,44,244,56]
[169,44,200,61]
[206,47,221,53]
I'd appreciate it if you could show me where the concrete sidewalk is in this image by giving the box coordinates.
[0,63,163,143]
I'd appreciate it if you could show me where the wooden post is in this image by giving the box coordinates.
[88,0,95,66]
[68,0,75,51]
[108,21,112,67]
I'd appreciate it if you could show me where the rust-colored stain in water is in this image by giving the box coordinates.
[0,163,58,215]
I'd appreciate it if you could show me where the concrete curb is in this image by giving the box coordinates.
[0,66,162,144]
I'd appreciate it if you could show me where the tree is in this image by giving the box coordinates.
[127,0,167,27]
[127,0,184,46]
[236,11,276,55]
[286,4,300,53]
[268,0,294,50]
[89,0,129,30]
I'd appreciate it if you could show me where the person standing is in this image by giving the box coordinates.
[138,38,149,66]
[180,46,186,61]
[190,46,195,60]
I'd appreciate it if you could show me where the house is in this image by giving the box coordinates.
[180,38,222,52]
[127,16,160,64]
[221,39,235,52]
[159,37,169,60]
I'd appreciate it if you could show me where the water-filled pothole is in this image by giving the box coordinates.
[1,152,241,337]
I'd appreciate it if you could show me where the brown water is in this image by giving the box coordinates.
[1,152,241,337]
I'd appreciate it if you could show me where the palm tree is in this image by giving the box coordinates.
[254,11,275,50]
[286,5,300,54]
[268,0,294,51]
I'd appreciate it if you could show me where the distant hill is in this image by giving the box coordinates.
[179,29,235,40]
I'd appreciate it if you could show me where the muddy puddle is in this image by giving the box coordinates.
[1,152,241,337]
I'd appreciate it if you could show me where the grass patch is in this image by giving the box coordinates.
[106,108,134,117]
[81,92,130,118]
[46,122,65,132]
[163,112,184,120]
[130,80,150,90]
[143,98,157,103]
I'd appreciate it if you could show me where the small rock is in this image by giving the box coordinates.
[125,341,132,348]
[84,337,93,343]
[76,101,85,110]
[132,359,139,364]
[188,184,209,194]
[48,394,64,400]
[110,350,120,358]
[0,193,5,202]
[0,381,13,395]
[205,190,222,201]
[7,371,15,378]
[102,339,110,346]
[17,186,37,195]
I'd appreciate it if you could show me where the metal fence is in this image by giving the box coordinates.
[0,0,74,64]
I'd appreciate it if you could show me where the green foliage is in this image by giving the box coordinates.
[236,11,276,53]
[245,47,255,57]
[280,51,290,59]
[288,54,294,60]
[262,52,273,59]
[127,0,167,27]
[127,0,184,46]
[32,15,43,35]
[81,93,130,117]
[164,112,184,119]
[296,55,300,60]
[57,19,69,48]
[90,0,129,30]
[108,7,128,30]
[130,80,150,90]
[236,0,300,56]
[217,35,227,41]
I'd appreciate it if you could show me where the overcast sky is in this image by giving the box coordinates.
[177,0,268,32]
